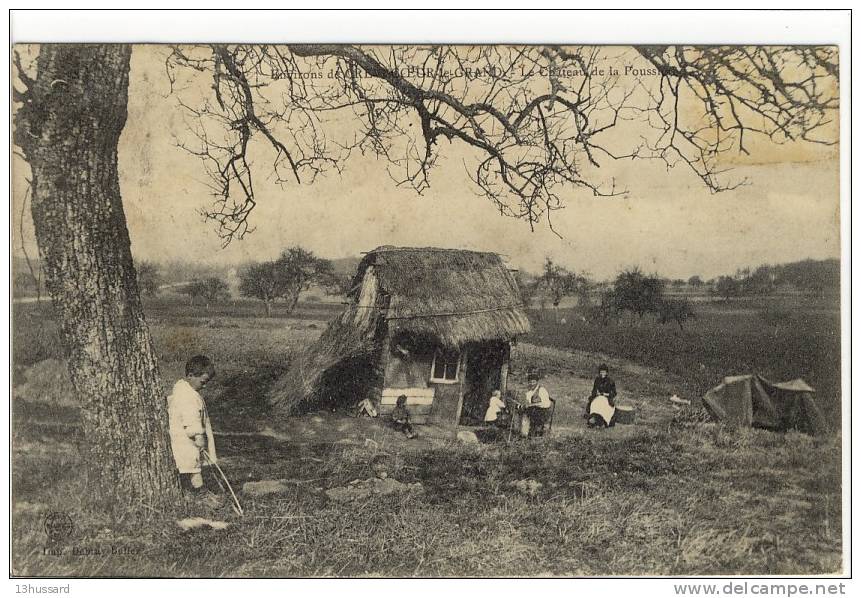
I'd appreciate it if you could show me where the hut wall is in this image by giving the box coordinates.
[377,331,436,423]
[383,351,434,388]
[378,332,471,424]
[427,350,466,425]
[378,338,513,425]
[378,387,435,424]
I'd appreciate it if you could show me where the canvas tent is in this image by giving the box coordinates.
[269,246,531,424]
[703,374,825,435]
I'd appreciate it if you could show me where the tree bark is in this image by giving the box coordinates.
[286,289,301,314]
[16,45,179,512]
[18,187,43,303]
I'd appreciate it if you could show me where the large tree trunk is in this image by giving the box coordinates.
[17,45,179,512]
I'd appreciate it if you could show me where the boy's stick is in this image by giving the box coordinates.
[201,449,243,516]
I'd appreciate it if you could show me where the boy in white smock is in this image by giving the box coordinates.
[168,355,217,492]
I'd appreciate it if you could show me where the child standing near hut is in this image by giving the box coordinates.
[390,394,417,439]
[168,355,217,492]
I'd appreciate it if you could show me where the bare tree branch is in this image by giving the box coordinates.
[165,44,838,244]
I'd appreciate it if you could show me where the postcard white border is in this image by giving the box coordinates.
[3,6,854,597]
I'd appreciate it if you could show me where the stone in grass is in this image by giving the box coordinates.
[509,479,544,496]
[242,479,293,497]
[456,430,480,444]
[177,517,229,531]
[325,477,424,502]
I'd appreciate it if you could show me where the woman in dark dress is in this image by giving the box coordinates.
[584,364,617,426]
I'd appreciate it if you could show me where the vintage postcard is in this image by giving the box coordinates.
[10,22,846,580]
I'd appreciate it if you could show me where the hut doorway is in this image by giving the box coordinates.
[461,343,504,425]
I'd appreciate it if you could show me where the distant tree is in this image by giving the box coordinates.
[610,267,665,319]
[239,247,336,316]
[714,275,741,302]
[603,269,693,328]
[575,278,594,309]
[534,258,586,320]
[591,290,618,327]
[158,260,226,286]
[238,261,286,317]
[774,258,839,297]
[688,275,704,287]
[136,260,161,297]
[514,271,538,309]
[739,265,774,296]
[657,297,697,331]
[180,277,230,308]
[671,279,686,288]
[328,273,355,297]
[278,246,336,313]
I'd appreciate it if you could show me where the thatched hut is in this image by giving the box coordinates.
[270,246,531,424]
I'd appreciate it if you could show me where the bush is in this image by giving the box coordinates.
[657,297,697,330]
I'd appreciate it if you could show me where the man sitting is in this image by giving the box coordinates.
[521,372,553,437]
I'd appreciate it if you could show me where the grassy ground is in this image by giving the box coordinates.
[10,297,844,576]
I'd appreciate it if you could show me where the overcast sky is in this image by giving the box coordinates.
[12,45,840,281]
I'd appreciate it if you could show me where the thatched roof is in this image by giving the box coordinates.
[269,262,385,412]
[352,246,531,347]
[269,246,530,413]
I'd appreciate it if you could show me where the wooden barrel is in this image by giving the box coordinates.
[615,405,636,425]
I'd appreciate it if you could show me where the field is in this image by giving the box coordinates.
[11,295,844,576]
[527,295,842,426]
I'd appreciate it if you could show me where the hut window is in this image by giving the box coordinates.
[430,348,460,383]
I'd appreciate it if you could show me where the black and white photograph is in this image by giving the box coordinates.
[8,9,850,582]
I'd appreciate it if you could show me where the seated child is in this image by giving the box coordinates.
[168,355,217,492]
[390,394,417,439]
[484,389,507,425]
